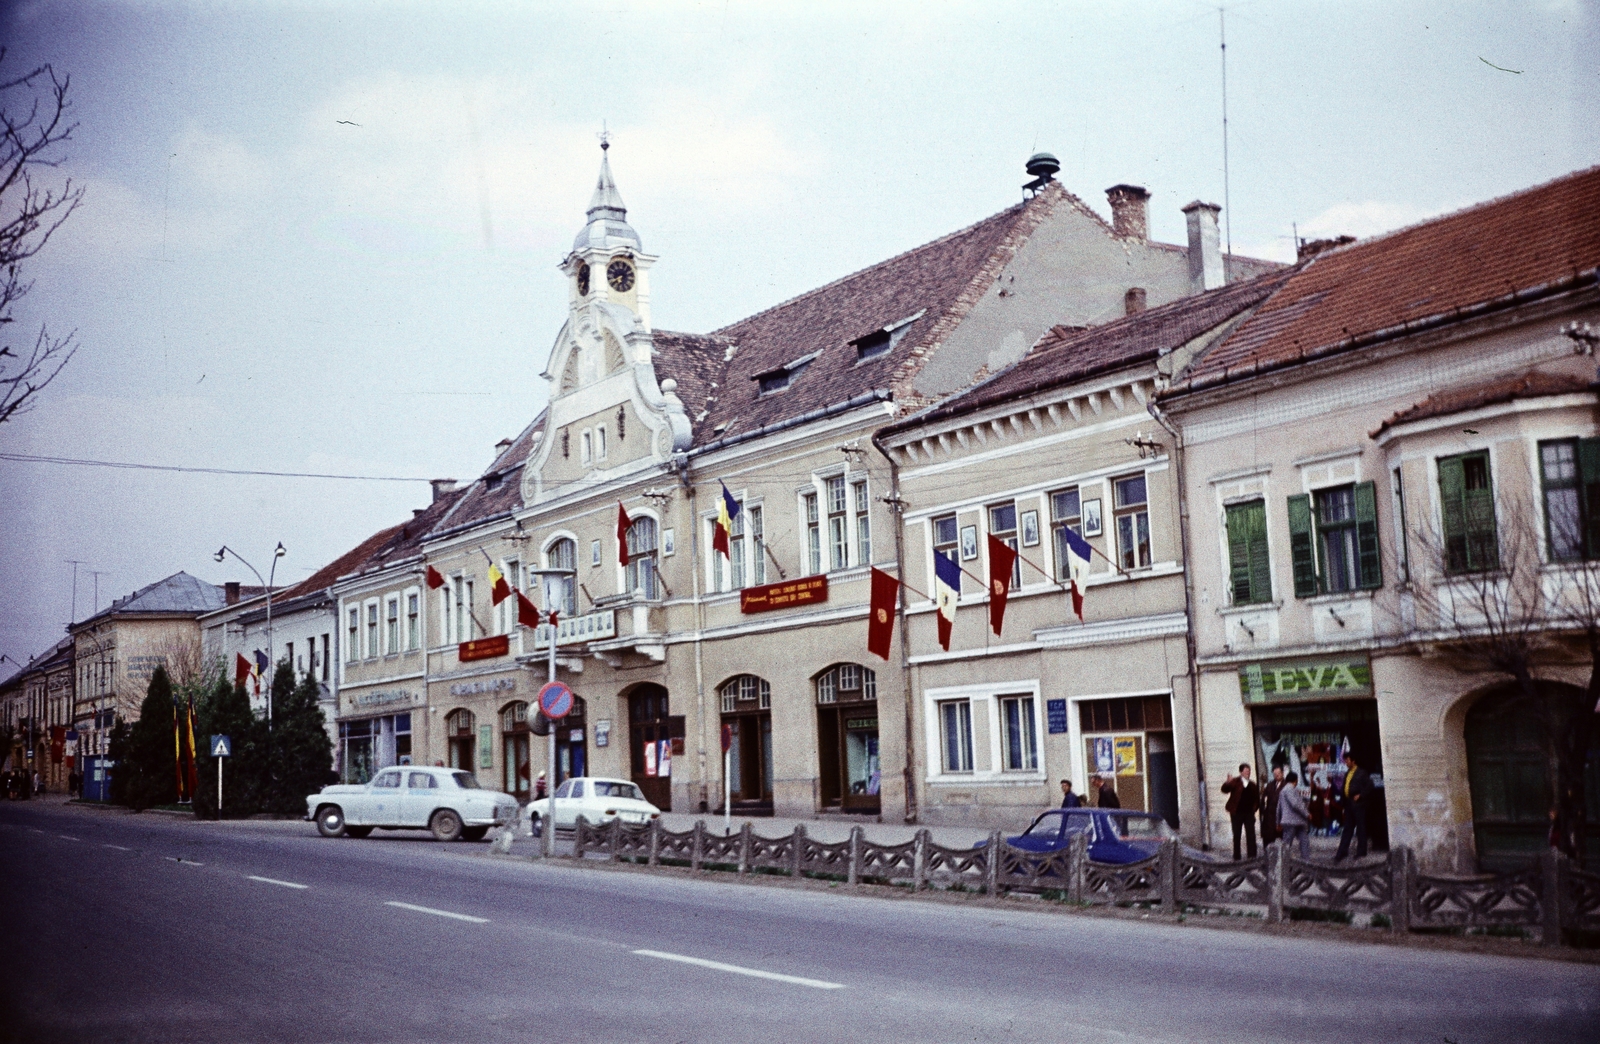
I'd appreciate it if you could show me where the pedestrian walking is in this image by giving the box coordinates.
[1096,775,1121,809]
[534,771,547,801]
[1276,772,1311,860]
[1334,752,1375,861]
[1261,765,1287,847]
[1220,763,1261,860]
[1059,779,1081,809]
[33,770,43,797]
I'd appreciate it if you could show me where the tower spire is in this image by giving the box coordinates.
[573,132,639,252]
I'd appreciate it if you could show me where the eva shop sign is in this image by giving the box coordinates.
[1238,654,1373,704]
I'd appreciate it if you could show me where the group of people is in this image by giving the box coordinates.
[1220,752,1375,862]
[3,770,43,799]
[1057,775,1121,810]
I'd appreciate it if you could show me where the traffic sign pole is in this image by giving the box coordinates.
[722,723,732,837]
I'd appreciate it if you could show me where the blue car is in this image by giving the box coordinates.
[997,808,1178,865]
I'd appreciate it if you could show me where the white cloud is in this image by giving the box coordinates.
[1296,200,1448,243]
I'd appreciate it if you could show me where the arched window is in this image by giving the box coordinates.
[501,701,531,799]
[718,674,771,713]
[627,517,660,599]
[815,663,876,704]
[546,538,577,616]
[446,708,475,772]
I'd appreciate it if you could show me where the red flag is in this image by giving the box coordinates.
[516,589,538,628]
[867,567,899,661]
[548,610,560,628]
[234,653,252,689]
[184,698,199,799]
[987,534,1018,637]
[426,565,445,589]
[617,501,632,566]
[173,702,185,799]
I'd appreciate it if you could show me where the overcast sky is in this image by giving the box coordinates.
[1,0,1595,677]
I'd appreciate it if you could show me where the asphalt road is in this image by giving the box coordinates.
[2,801,1596,1044]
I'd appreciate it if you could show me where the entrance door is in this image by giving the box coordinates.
[1251,699,1388,852]
[815,664,880,814]
[555,696,588,787]
[628,685,673,810]
[446,709,475,772]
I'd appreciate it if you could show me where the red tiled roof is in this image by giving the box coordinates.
[279,524,407,600]
[1180,166,1600,389]
[697,185,1066,443]
[884,268,1292,435]
[1370,370,1595,439]
[431,413,546,536]
[651,329,734,438]
[349,485,469,577]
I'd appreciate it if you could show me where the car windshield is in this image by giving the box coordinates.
[1023,813,1063,838]
[592,781,642,801]
[1105,814,1174,839]
[451,772,481,789]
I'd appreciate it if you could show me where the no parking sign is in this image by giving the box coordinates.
[537,681,574,720]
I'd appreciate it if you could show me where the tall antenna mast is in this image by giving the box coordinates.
[66,559,84,623]
[1219,7,1233,261]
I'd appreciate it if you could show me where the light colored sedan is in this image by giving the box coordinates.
[519,776,661,835]
[307,766,518,842]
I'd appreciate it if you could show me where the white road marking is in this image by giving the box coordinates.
[103,844,131,852]
[58,835,80,841]
[248,875,309,890]
[384,901,488,924]
[631,949,845,990]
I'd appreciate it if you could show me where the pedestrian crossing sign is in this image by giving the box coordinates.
[211,734,232,757]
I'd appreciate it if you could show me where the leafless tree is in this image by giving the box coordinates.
[0,52,83,426]
[1403,489,1594,865]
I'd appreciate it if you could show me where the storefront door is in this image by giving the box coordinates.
[1251,699,1388,852]
[628,685,673,810]
[555,696,588,787]
[815,664,880,813]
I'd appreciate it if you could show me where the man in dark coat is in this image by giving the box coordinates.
[1059,779,1081,808]
[1261,765,1288,847]
[1334,752,1376,860]
[1096,775,1120,809]
[1220,763,1261,860]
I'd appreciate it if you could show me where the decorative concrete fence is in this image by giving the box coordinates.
[571,817,1600,946]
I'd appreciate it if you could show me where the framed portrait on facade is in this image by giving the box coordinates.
[1021,509,1040,547]
[590,540,601,566]
[1082,498,1103,537]
[662,527,676,556]
[960,524,979,560]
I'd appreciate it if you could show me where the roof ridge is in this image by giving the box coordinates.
[709,190,1051,337]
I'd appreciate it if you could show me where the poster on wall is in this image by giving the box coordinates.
[657,739,672,778]
[1092,737,1114,774]
[643,740,658,777]
[594,720,610,747]
[1114,736,1140,776]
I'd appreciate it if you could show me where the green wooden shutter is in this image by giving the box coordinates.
[1354,480,1382,589]
[1579,438,1600,559]
[1226,504,1253,604]
[1287,494,1318,598]
[1464,454,1498,571]
[1439,456,1467,573]
[1247,502,1273,603]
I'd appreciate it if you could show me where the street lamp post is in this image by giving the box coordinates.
[530,567,575,859]
[214,543,286,723]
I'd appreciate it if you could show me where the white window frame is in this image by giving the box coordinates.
[385,596,400,654]
[922,679,1045,785]
[364,598,380,660]
[404,587,421,651]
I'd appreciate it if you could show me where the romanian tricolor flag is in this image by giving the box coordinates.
[488,563,511,605]
[712,482,739,558]
[934,551,961,651]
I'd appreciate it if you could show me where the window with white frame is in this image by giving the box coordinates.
[932,514,961,592]
[939,699,973,773]
[366,602,379,659]
[816,663,875,704]
[719,674,771,713]
[347,608,359,662]
[999,694,1038,771]
[1051,486,1082,581]
[804,492,822,575]
[496,558,521,633]
[749,505,766,586]
[626,516,659,599]
[385,597,399,653]
[547,539,577,616]
[827,475,849,571]
[988,501,1023,588]
[1113,472,1151,570]
[451,576,475,642]
[581,430,592,464]
[407,593,420,650]
[596,425,607,460]
[854,480,871,565]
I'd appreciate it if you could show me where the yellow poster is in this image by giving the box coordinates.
[1114,735,1140,776]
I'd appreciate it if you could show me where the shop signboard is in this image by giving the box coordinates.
[459,635,510,662]
[1237,654,1372,704]
[739,576,828,614]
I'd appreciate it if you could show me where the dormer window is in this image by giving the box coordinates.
[754,351,820,396]
[853,309,927,363]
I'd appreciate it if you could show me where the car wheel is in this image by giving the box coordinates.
[345,826,373,838]
[430,809,464,842]
[461,826,489,842]
[316,805,346,838]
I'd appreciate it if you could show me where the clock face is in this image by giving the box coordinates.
[576,261,590,296]
[607,259,635,293]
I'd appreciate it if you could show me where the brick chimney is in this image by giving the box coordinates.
[225,581,241,605]
[1106,185,1150,241]
[1182,201,1225,292]
[1297,234,1355,261]
[430,478,457,503]
[1124,287,1147,316]
[494,437,513,459]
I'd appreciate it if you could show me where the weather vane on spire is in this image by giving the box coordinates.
[598,121,610,152]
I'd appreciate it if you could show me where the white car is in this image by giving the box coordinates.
[520,776,661,835]
[307,766,518,842]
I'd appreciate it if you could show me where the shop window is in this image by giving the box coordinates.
[626,517,660,599]
[1287,481,1381,596]
[939,699,973,773]
[1438,452,1498,574]
[1225,499,1272,604]
[988,501,1022,588]
[1051,486,1082,582]
[816,664,880,810]
[932,515,961,592]
[1539,438,1600,562]
[1113,473,1151,570]
[1000,695,1038,772]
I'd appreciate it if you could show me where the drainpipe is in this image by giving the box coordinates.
[1148,399,1211,851]
[678,456,709,813]
[871,430,918,824]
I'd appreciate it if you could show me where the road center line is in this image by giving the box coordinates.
[248,875,309,890]
[103,844,131,851]
[58,835,80,841]
[631,949,845,990]
[384,901,488,924]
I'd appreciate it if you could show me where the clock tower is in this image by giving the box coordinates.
[562,139,656,331]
